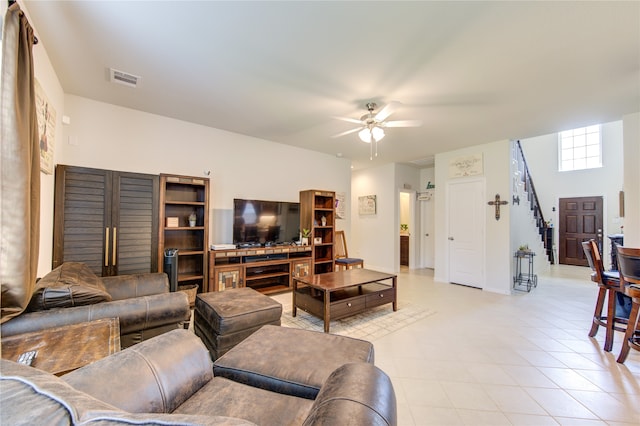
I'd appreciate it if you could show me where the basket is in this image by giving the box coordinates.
[178,284,198,308]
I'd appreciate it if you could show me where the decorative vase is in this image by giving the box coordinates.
[321,215,327,226]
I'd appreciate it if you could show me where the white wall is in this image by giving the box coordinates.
[61,96,352,247]
[351,164,395,273]
[434,140,512,294]
[399,193,410,228]
[520,121,623,268]
[622,113,640,247]
[418,167,435,268]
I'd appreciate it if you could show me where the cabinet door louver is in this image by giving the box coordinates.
[114,174,159,275]
[54,167,109,276]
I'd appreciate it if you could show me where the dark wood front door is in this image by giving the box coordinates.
[558,196,603,266]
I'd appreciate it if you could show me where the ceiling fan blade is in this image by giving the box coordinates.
[332,116,363,125]
[383,119,423,128]
[374,101,401,121]
[331,127,362,138]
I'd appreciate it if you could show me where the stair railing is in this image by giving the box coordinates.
[515,140,554,263]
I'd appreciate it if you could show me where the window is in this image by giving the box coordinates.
[558,125,602,171]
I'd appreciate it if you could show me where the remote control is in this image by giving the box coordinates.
[17,350,37,366]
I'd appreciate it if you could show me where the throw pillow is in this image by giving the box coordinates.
[27,262,112,311]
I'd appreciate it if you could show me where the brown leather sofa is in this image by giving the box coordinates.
[0,328,397,425]
[0,262,191,348]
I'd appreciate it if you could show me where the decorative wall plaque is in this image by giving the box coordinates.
[358,195,377,215]
[449,154,483,178]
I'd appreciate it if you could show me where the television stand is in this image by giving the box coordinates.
[209,245,312,294]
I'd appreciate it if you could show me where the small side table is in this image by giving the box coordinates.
[513,250,537,292]
[1,317,120,375]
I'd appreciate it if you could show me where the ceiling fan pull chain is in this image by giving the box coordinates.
[370,135,373,160]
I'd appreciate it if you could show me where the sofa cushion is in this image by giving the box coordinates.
[0,359,255,425]
[27,262,112,311]
[213,325,375,399]
[174,376,313,425]
[0,359,122,424]
[63,329,212,414]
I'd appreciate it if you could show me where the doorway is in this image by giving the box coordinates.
[447,178,485,288]
[399,190,415,269]
[558,196,603,266]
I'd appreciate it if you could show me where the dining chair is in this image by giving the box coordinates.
[334,230,364,271]
[614,246,640,363]
[581,240,626,351]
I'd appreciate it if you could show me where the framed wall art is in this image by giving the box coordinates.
[358,195,377,215]
[335,192,346,219]
[35,79,56,175]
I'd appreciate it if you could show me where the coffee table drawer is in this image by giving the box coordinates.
[366,287,395,308]
[331,296,365,319]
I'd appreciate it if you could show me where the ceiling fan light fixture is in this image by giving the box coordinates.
[358,126,385,143]
[372,126,385,141]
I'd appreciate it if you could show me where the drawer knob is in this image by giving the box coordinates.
[379,294,384,298]
[347,302,352,307]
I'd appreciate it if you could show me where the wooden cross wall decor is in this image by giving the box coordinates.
[488,193,509,220]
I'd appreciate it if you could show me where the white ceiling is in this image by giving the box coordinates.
[23,1,640,170]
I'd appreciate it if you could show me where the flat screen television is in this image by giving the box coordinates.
[233,198,300,246]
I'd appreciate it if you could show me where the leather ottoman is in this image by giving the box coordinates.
[194,288,282,360]
[213,324,375,399]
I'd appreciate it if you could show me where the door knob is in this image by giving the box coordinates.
[448,237,454,241]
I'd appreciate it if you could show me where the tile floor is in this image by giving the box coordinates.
[375,265,639,425]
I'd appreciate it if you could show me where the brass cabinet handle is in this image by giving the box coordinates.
[104,228,110,266]
[112,227,117,265]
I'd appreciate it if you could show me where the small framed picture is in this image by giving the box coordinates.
[358,195,377,215]
[313,237,323,245]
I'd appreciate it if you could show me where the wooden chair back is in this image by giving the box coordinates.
[616,246,640,287]
[335,230,349,259]
[614,246,640,363]
[582,239,605,285]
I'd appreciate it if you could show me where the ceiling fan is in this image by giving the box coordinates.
[332,101,422,159]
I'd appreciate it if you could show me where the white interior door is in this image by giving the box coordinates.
[447,179,484,288]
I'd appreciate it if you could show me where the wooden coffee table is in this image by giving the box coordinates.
[1,317,121,375]
[292,269,397,333]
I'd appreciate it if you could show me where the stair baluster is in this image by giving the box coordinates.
[515,141,554,264]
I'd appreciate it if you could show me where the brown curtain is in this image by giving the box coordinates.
[1,3,40,323]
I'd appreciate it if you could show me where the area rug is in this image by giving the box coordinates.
[280,302,436,341]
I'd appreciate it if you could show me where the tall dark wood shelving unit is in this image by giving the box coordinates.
[300,190,335,274]
[158,174,209,291]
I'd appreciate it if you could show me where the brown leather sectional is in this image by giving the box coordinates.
[1,262,191,348]
[1,328,397,425]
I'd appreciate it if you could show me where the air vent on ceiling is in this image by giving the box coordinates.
[409,156,435,167]
[109,68,141,88]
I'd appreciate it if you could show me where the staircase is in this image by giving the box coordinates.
[515,140,554,264]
